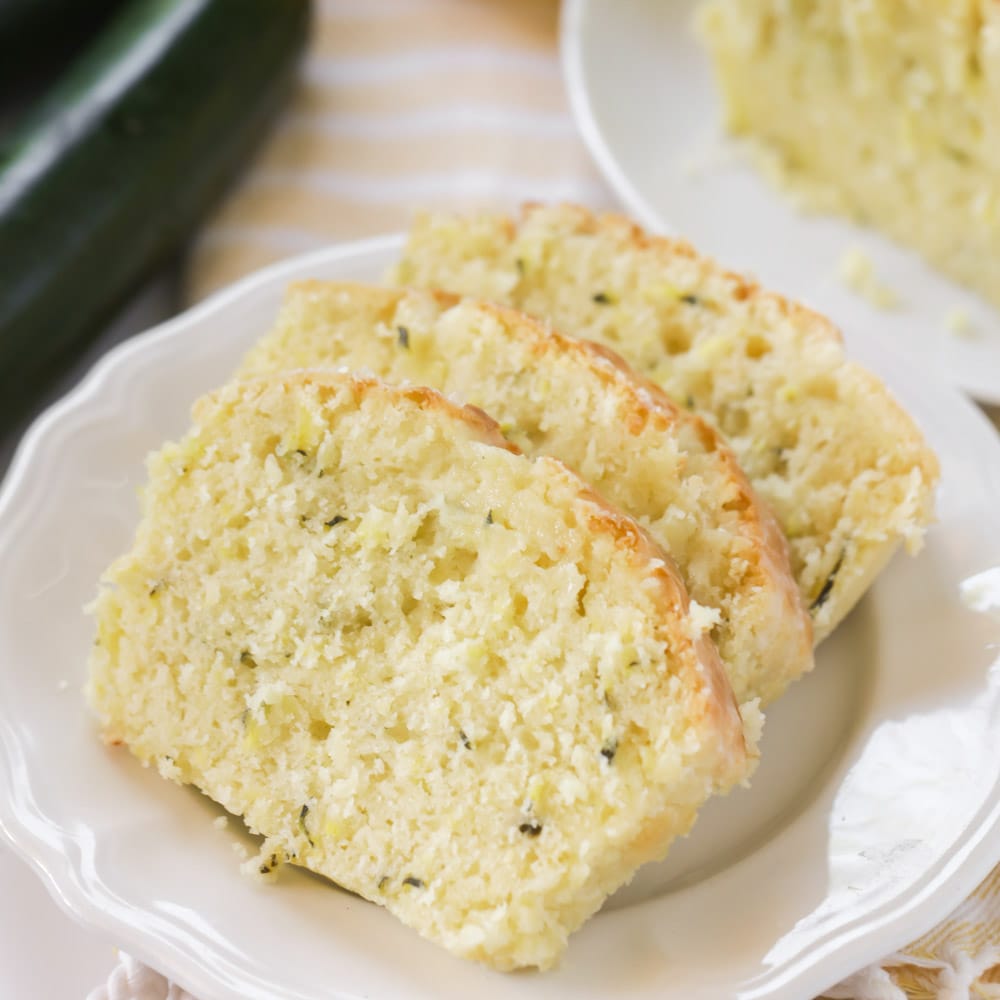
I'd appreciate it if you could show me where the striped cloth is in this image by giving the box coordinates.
[92,1,999,997]
[184,0,611,303]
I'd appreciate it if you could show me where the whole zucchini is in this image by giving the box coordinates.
[0,0,311,422]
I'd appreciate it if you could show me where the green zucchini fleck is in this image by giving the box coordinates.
[397,325,410,349]
[402,875,424,888]
[299,803,314,846]
[600,738,618,763]
[519,820,543,837]
[810,552,845,612]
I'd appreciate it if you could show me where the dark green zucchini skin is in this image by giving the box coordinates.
[0,0,127,88]
[0,0,311,422]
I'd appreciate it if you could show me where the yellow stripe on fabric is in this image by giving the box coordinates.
[912,919,987,957]
[911,919,959,956]
[195,181,595,247]
[971,863,1000,900]
[199,196,415,246]
[314,0,559,56]
[255,128,595,180]
[225,167,607,214]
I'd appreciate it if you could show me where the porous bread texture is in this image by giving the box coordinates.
[240,282,812,706]
[391,203,940,642]
[698,0,1000,308]
[87,372,748,971]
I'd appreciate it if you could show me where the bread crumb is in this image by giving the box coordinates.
[960,567,1000,621]
[686,600,722,638]
[212,815,228,830]
[679,136,740,180]
[944,307,975,338]
[241,841,284,882]
[738,698,765,776]
[837,248,898,309]
[240,856,273,882]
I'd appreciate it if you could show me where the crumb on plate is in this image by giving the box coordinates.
[837,248,898,310]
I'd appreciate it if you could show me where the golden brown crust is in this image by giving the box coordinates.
[515,202,938,495]
[534,454,747,774]
[519,202,847,349]
[229,369,523,458]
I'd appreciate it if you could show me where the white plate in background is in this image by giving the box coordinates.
[0,237,999,1000]
[561,0,1000,405]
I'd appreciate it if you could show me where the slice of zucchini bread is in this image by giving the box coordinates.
[239,282,812,706]
[698,0,1000,308]
[87,372,748,971]
[391,203,940,642]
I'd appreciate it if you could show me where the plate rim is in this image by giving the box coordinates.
[559,0,1000,407]
[559,0,684,241]
[1,232,999,1000]
[0,234,403,1000]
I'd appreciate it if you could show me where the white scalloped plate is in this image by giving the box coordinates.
[561,0,1000,405]
[1,236,999,1000]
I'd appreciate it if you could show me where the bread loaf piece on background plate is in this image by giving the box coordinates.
[697,0,1000,309]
